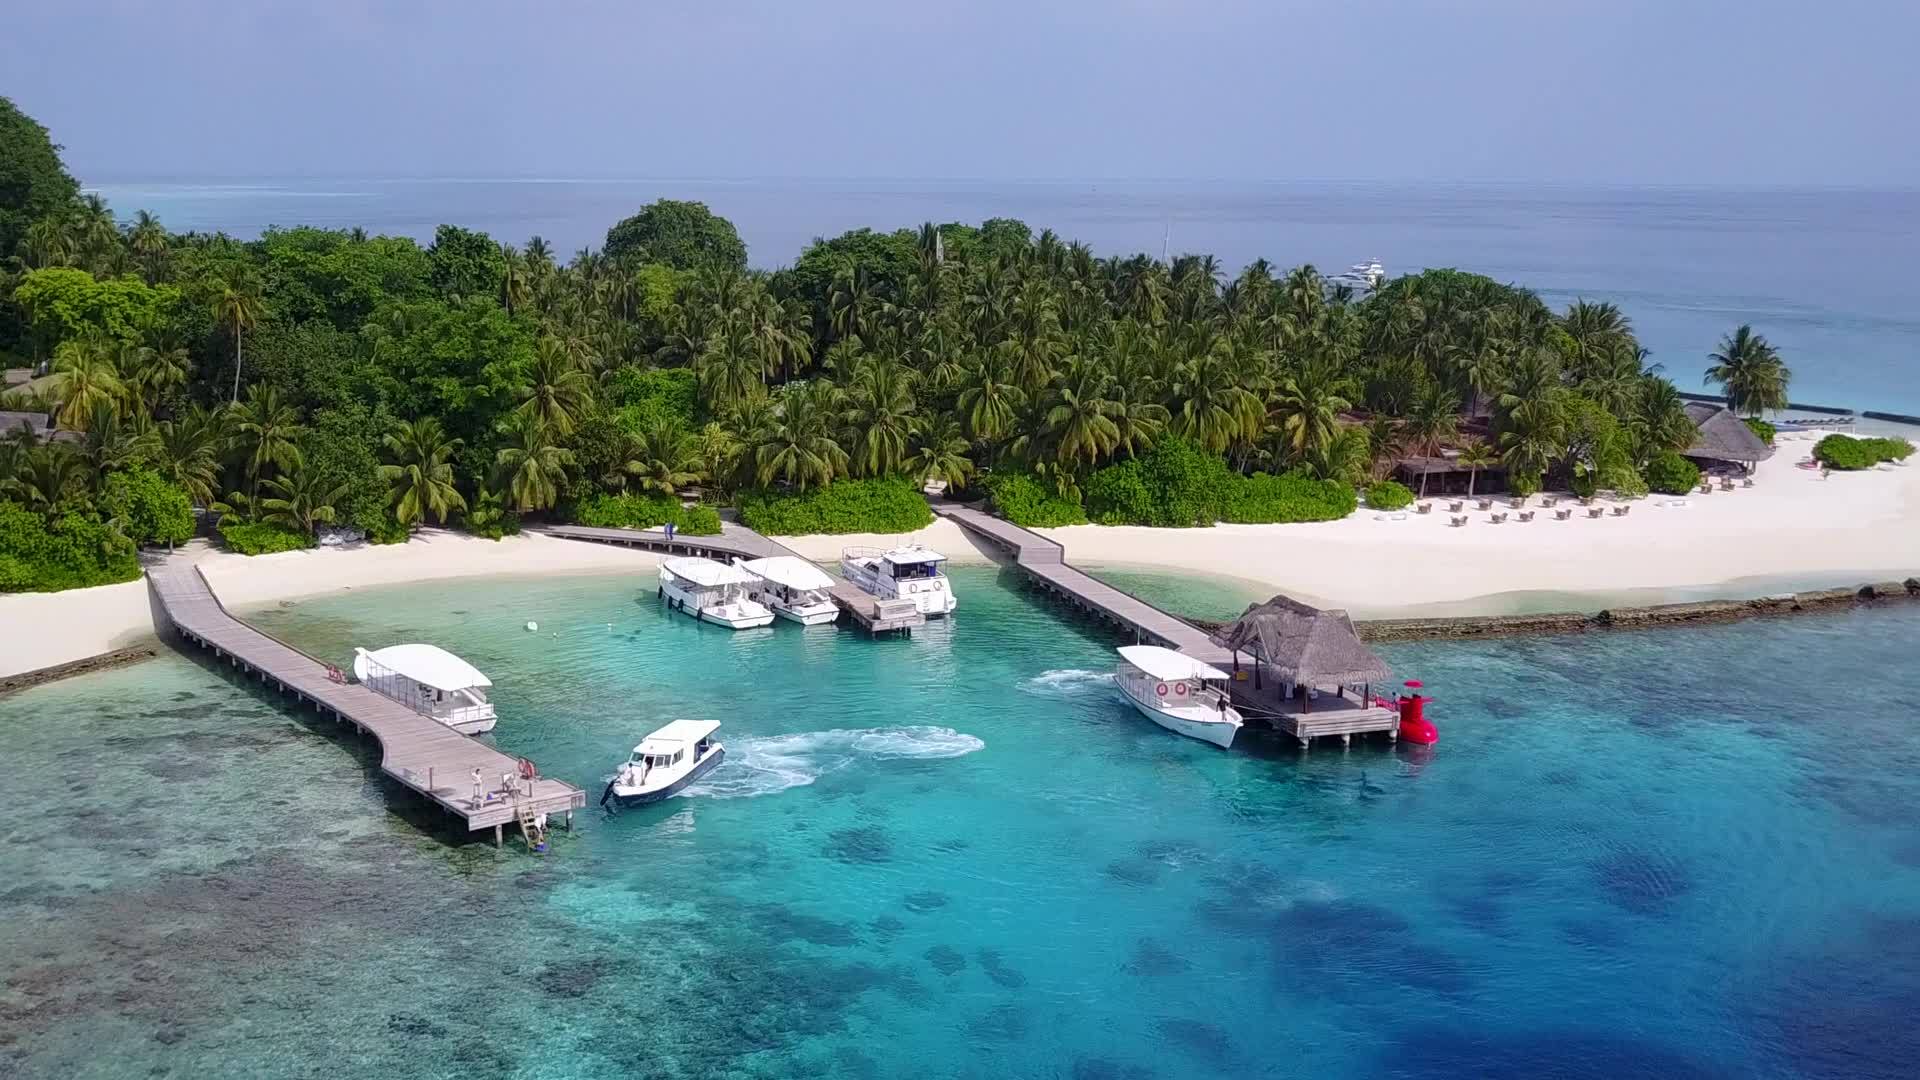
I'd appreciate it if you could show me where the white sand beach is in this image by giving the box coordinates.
[1040,431,1920,617]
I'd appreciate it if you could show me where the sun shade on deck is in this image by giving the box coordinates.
[1683,402,1776,463]
[1117,645,1230,682]
[739,555,835,591]
[1208,595,1391,687]
[353,644,491,691]
[882,547,946,564]
[664,556,757,587]
[635,719,721,754]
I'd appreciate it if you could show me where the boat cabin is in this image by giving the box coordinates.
[352,644,498,733]
[624,719,721,778]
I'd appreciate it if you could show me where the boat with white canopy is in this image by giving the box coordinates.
[1113,644,1243,748]
[601,719,725,807]
[351,644,499,734]
[737,555,839,626]
[840,545,958,616]
[659,556,774,629]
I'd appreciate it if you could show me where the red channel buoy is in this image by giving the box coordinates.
[1397,679,1439,745]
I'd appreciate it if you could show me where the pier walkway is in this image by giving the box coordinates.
[540,523,924,634]
[148,562,586,844]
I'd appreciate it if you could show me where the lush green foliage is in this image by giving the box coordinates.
[1364,479,1415,510]
[1220,471,1358,524]
[1644,451,1701,494]
[101,466,194,547]
[0,96,80,265]
[1705,325,1791,416]
[0,501,139,592]
[605,366,699,429]
[1814,434,1915,471]
[574,491,721,535]
[1743,417,1777,446]
[983,471,1087,527]
[604,200,747,271]
[12,267,184,355]
[427,225,505,300]
[216,519,315,555]
[737,478,933,535]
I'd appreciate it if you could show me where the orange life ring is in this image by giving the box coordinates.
[1155,683,1169,698]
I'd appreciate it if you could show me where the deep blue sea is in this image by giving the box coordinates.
[86,178,1920,415]
[4,566,1918,1078]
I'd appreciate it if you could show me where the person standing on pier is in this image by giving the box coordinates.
[470,767,484,807]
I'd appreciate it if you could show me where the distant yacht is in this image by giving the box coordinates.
[1334,258,1385,290]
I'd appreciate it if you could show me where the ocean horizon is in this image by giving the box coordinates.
[84,176,1920,415]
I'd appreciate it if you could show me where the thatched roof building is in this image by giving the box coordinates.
[1209,595,1391,687]
[1684,402,1775,464]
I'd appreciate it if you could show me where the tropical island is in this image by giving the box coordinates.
[2,95,1914,670]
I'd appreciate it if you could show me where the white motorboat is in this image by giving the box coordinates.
[1113,645,1243,749]
[351,643,498,734]
[737,555,840,626]
[601,719,725,807]
[1334,258,1386,290]
[659,556,774,629]
[840,545,958,616]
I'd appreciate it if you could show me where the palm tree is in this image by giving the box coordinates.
[379,417,467,527]
[1630,375,1699,463]
[1268,361,1353,466]
[955,353,1025,444]
[126,210,170,284]
[156,406,222,505]
[79,403,159,478]
[841,358,917,477]
[500,243,530,315]
[209,272,266,402]
[1704,324,1790,416]
[694,421,745,495]
[494,414,575,512]
[1456,440,1497,498]
[1041,359,1121,469]
[754,381,848,492]
[7,444,89,511]
[624,417,701,496]
[48,337,124,431]
[516,337,594,436]
[226,385,305,495]
[694,322,767,411]
[258,464,349,536]
[906,415,974,491]
[1402,383,1461,497]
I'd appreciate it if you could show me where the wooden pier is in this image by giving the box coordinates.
[932,501,1399,745]
[147,562,586,845]
[540,523,924,635]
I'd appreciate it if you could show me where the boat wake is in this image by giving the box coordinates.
[1020,668,1114,696]
[683,726,985,800]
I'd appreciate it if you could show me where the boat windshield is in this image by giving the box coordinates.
[886,559,943,580]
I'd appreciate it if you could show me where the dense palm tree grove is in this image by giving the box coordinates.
[0,100,1787,592]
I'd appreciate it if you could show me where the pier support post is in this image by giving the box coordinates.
[494,824,503,848]
[565,810,574,831]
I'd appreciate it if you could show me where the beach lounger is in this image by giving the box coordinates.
[1416,503,1432,514]
[1450,515,1468,527]
[1555,509,1572,521]
[1489,512,1507,524]
[1476,498,1493,511]
[1542,496,1559,508]
[1611,505,1630,517]
[1447,500,1464,513]
[1587,507,1605,519]
[1518,511,1535,522]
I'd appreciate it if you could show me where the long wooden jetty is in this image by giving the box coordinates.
[147,562,586,845]
[540,523,923,634]
[931,501,1399,745]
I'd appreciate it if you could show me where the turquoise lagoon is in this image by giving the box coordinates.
[3,565,1918,1079]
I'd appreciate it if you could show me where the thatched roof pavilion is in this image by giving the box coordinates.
[1209,594,1391,688]
[1684,402,1775,465]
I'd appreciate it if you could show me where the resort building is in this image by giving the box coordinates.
[1210,595,1399,744]
[1682,402,1775,472]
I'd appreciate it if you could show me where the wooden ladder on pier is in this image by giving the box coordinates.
[512,788,546,853]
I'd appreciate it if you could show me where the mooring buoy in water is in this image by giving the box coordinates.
[525,620,538,632]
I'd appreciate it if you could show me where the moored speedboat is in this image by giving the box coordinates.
[1113,645,1243,748]
[659,556,774,629]
[351,643,498,734]
[600,719,725,806]
[737,555,840,626]
[840,545,957,616]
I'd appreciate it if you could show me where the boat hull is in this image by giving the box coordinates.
[1118,685,1239,749]
[603,747,725,807]
[659,580,774,629]
[774,604,840,626]
[446,716,497,736]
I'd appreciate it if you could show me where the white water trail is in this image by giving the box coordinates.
[1020,668,1114,696]
[682,726,986,800]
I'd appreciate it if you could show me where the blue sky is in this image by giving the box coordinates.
[7,0,1915,186]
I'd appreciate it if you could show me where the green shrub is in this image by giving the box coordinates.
[1814,433,1915,470]
[1508,470,1542,498]
[574,492,722,535]
[365,516,411,545]
[1743,417,1776,446]
[0,502,140,592]
[736,477,933,535]
[217,520,315,555]
[100,467,194,548]
[1082,459,1155,526]
[983,471,1087,526]
[1644,451,1700,495]
[1569,471,1598,499]
[1222,472,1357,523]
[1364,480,1414,511]
[1083,438,1235,527]
[604,367,699,428]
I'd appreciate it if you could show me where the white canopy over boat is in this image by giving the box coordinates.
[352,644,491,691]
[634,718,722,757]
[663,556,757,588]
[1117,645,1230,683]
[738,555,835,591]
[881,547,946,565]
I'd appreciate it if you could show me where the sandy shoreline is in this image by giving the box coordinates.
[2,429,1913,680]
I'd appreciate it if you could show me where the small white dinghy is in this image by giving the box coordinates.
[737,555,840,626]
[601,720,725,807]
[351,644,499,734]
[659,557,774,629]
[1113,645,1243,749]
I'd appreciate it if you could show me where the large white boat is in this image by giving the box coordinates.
[351,643,499,735]
[601,719,725,807]
[659,557,774,629]
[840,545,958,616]
[738,555,840,626]
[1113,645,1243,749]
[1334,258,1385,290]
